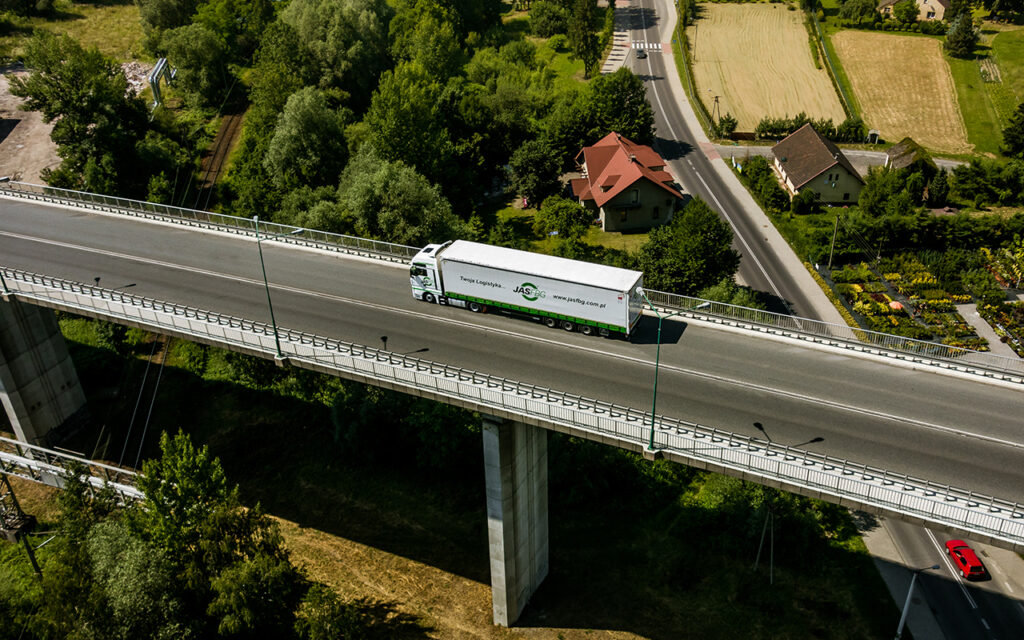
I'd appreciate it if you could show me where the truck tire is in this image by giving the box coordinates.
[468,301,484,313]
[580,325,594,336]
[543,317,557,328]
[424,293,436,304]
[561,320,575,332]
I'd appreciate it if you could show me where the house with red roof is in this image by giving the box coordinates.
[570,132,685,232]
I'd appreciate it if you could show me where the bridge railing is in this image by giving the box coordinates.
[5,179,1022,383]
[0,180,419,263]
[642,289,1024,384]
[0,435,142,502]
[4,266,1022,549]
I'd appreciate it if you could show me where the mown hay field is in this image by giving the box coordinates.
[832,31,971,154]
[687,3,846,131]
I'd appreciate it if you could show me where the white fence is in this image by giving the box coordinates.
[3,266,1023,550]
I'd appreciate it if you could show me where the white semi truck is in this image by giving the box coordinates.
[409,240,645,338]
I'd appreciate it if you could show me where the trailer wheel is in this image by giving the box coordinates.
[580,325,594,336]
[468,301,484,313]
[543,317,557,328]
[561,320,575,332]
[599,328,611,338]
[424,293,436,304]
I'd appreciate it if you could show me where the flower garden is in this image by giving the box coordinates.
[979,244,1024,357]
[831,255,988,351]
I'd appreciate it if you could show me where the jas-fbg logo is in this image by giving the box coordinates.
[514,282,546,302]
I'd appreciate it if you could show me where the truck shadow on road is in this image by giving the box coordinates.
[629,314,687,345]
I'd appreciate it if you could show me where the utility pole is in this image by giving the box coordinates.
[1,473,41,577]
[827,214,840,270]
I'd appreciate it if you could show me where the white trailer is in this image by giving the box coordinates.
[409,240,645,337]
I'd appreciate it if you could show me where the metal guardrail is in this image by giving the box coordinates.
[0,436,142,502]
[643,289,1024,384]
[3,267,1023,549]
[2,180,1021,382]
[0,181,419,263]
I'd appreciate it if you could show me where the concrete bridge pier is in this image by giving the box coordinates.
[482,415,549,626]
[0,298,87,445]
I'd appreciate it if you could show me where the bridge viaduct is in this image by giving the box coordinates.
[2,184,1024,625]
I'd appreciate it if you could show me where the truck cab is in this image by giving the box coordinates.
[409,243,445,303]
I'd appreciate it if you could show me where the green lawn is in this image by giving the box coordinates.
[948,52,1006,156]
[993,29,1024,98]
[0,3,144,62]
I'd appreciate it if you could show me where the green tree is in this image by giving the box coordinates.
[337,145,467,245]
[294,585,367,640]
[530,0,569,36]
[791,188,819,215]
[927,168,950,207]
[838,0,878,24]
[697,277,765,309]
[945,12,978,58]
[193,0,275,63]
[9,33,149,194]
[636,198,741,294]
[532,195,593,239]
[543,89,596,164]
[588,68,655,143]
[946,0,972,21]
[364,61,455,184]
[508,139,561,205]
[389,0,465,78]
[716,112,738,138]
[857,166,906,216]
[264,87,352,190]
[568,0,600,76]
[86,520,192,640]
[1002,102,1024,158]
[138,0,201,33]
[893,0,919,23]
[162,23,233,108]
[208,554,306,637]
[280,0,395,114]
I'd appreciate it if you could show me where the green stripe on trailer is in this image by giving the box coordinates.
[446,292,627,334]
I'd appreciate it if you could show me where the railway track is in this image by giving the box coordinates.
[191,111,244,211]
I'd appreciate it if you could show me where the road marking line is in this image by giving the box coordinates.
[634,0,789,308]
[930,529,980,609]
[5,230,1023,451]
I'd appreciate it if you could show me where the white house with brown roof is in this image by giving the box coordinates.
[878,0,949,21]
[569,132,685,232]
[771,124,865,204]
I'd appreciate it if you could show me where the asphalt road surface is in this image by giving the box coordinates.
[2,199,1023,508]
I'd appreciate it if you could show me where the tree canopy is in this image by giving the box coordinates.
[1002,102,1024,159]
[636,198,741,294]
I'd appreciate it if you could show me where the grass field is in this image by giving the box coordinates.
[686,3,846,131]
[831,31,971,154]
[0,3,143,62]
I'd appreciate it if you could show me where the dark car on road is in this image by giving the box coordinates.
[945,540,988,580]
[635,48,647,59]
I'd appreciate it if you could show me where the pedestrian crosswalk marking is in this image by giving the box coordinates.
[632,41,661,51]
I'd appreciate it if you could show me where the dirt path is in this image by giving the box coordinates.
[0,64,60,184]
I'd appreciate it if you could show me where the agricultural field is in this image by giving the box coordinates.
[686,3,846,131]
[831,31,971,154]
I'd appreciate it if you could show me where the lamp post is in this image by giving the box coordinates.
[635,287,683,452]
[895,564,939,640]
[253,217,302,359]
